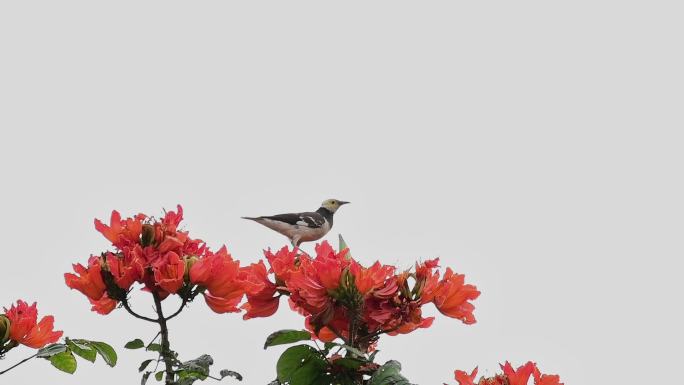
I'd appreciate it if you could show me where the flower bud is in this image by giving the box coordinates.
[184,256,199,282]
[141,224,155,247]
[0,314,10,345]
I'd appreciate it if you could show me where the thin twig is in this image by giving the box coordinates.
[0,352,38,375]
[122,298,158,323]
[163,298,188,322]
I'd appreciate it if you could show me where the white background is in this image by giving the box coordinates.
[1,1,682,384]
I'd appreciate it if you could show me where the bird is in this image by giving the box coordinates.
[242,199,349,247]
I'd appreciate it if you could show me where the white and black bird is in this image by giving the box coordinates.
[242,199,349,247]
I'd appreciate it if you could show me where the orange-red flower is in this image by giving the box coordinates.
[450,362,562,385]
[431,267,481,324]
[350,261,395,296]
[533,366,563,385]
[453,367,478,385]
[95,210,146,249]
[106,251,141,291]
[245,241,480,355]
[501,361,535,385]
[153,251,186,295]
[265,246,300,282]
[3,300,63,349]
[242,261,280,320]
[190,246,246,313]
[64,256,107,301]
[88,294,118,315]
[69,205,249,316]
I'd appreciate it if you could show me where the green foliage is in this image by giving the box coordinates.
[37,343,68,358]
[138,359,154,372]
[49,351,77,374]
[66,339,97,363]
[368,361,413,385]
[276,345,327,385]
[146,343,162,353]
[339,234,352,260]
[220,370,243,381]
[125,339,146,349]
[86,340,118,367]
[264,330,312,349]
[36,339,116,375]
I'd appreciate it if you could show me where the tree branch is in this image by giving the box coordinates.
[0,352,38,375]
[153,291,176,385]
[121,297,158,323]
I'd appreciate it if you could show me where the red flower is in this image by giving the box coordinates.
[106,251,141,291]
[450,362,561,385]
[64,256,107,301]
[431,267,481,324]
[350,261,395,296]
[501,361,535,385]
[265,246,300,282]
[190,246,246,313]
[3,301,63,349]
[533,366,564,385]
[453,367,478,385]
[242,261,280,320]
[153,251,186,294]
[95,210,145,249]
[89,294,118,315]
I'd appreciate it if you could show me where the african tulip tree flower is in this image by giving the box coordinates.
[243,241,480,353]
[451,362,563,385]
[2,300,62,349]
[65,205,249,316]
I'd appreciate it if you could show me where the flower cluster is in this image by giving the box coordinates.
[64,205,248,315]
[452,362,563,385]
[0,300,63,352]
[243,241,480,351]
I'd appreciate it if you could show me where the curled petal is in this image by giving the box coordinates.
[64,256,106,301]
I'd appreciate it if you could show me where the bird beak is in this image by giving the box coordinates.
[338,201,350,205]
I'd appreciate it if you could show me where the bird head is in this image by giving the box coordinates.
[321,199,349,213]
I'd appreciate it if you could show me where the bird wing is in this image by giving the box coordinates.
[262,212,326,229]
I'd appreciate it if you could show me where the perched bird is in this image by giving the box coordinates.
[242,199,349,247]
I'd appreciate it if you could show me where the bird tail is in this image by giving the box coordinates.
[241,216,259,221]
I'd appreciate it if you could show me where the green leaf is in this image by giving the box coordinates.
[276,345,327,385]
[332,357,365,370]
[88,341,118,367]
[139,359,154,372]
[147,343,162,353]
[141,372,151,385]
[155,371,164,381]
[125,339,145,349]
[49,351,78,374]
[66,339,97,363]
[368,350,380,363]
[220,369,243,381]
[68,339,117,367]
[368,361,413,385]
[325,342,367,359]
[339,234,352,260]
[37,343,68,358]
[177,354,212,381]
[264,329,311,349]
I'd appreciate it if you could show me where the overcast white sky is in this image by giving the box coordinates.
[1,1,683,384]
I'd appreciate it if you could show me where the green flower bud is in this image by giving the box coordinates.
[0,314,10,345]
[184,256,199,282]
[141,224,155,247]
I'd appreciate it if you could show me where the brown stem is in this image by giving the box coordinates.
[152,292,175,385]
[0,352,37,375]
[121,297,158,323]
